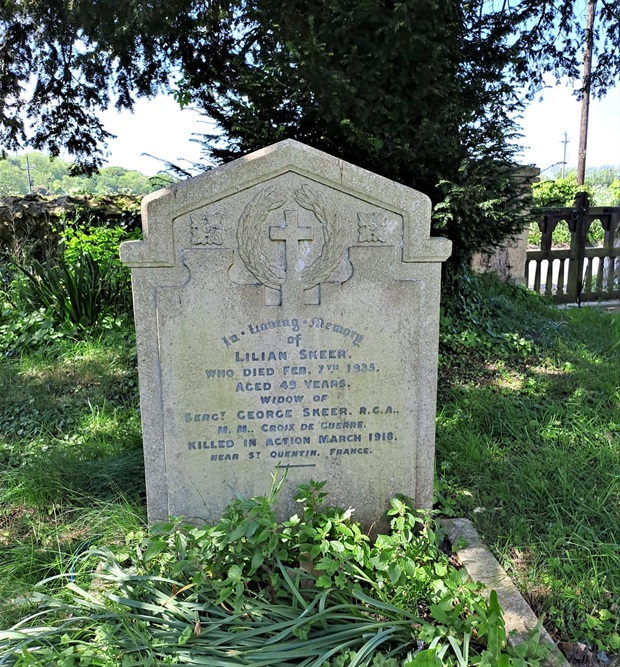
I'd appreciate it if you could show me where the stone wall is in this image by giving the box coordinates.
[471,227,530,285]
[0,194,140,261]
[471,166,540,285]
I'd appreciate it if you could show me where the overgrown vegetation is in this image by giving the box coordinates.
[0,330,144,628]
[437,274,620,655]
[1,219,619,661]
[0,478,553,666]
[1,209,138,350]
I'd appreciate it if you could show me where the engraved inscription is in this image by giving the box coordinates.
[221,317,363,349]
[180,317,401,469]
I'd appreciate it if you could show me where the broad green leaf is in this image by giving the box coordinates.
[434,562,447,577]
[388,562,402,585]
[429,603,451,625]
[335,523,353,537]
[329,540,345,553]
[316,574,332,588]
[142,538,167,562]
[406,649,443,666]
[251,551,265,571]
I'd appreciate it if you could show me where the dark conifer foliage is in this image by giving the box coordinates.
[0,0,617,263]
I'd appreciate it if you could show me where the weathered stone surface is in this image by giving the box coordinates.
[471,166,540,285]
[121,140,451,531]
[471,227,530,285]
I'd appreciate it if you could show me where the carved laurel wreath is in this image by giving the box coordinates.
[237,184,346,290]
[237,185,287,289]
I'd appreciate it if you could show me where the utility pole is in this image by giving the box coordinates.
[577,0,597,187]
[21,154,34,194]
[561,132,570,178]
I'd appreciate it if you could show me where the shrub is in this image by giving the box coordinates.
[16,249,129,328]
[0,219,138,353]
[531,176,578,208]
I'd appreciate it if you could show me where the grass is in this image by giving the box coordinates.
[0,273,619,658]
[436,279,620,651]
[0,331,146,629]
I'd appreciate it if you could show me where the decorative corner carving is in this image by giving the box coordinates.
[190,213,223,245]
[357,211,387,243]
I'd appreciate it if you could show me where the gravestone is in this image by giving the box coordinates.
[121,140,451,531]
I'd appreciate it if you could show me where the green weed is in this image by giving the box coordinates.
[0,479,549,666]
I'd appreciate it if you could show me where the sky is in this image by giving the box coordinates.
[517,83,620,176]
[100,83,620,178]
[99,96,207,176]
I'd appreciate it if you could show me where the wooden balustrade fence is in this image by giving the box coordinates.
[526,192,620,304]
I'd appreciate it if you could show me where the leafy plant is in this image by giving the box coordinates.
[59,214,141,266]
[16,249,129,328]
[0,216,137,351]
[440,272,539,367]
[0,150,170,196]
[0,479,549,666]
[531,176,579,208]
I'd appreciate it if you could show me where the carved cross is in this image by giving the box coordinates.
[269,209,314,305]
